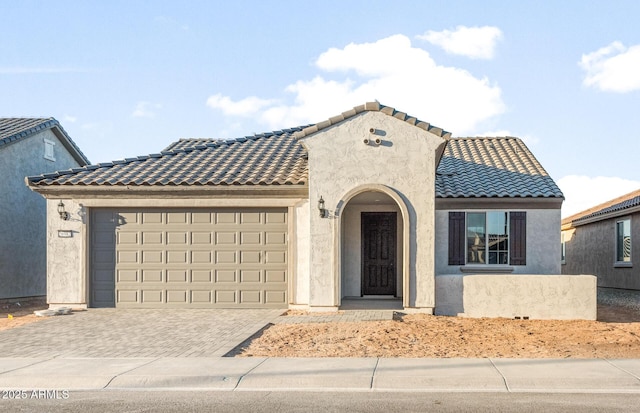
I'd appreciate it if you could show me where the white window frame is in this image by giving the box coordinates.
[561,232,566,265]
[44,138,56,161]
[614,217,632,267]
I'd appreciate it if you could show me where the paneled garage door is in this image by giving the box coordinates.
[90,208,288,308]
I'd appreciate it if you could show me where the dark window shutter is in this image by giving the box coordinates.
[448,212,466,265]
[510,211,526,265]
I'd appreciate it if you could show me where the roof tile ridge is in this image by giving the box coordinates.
[294,102,451,140]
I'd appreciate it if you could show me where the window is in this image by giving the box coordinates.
[44,139,56,161]
[448,211,526,266]
[467,212,509,264]
[561,232,566,264]
[616,219,631,263]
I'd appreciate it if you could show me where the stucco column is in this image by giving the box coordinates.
[46,199,87,308]
[308,192,339,310]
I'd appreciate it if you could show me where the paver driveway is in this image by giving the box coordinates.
[0,308,284,358]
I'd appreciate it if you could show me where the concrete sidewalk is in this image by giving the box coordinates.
[1,357,639,393]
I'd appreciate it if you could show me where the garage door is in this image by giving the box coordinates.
[90,208,288,308]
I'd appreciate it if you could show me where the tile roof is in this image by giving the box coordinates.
[563,189,640,227]
[436,137,564,198]
[26,103,562,199]
[27,128,308,187]
[0,117,90,164]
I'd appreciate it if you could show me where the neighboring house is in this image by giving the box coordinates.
[26,102,594,318]
[0,118,89,299]
[562,189,640,291]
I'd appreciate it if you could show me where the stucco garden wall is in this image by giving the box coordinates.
[435,208,562,275]
[436,274,597,320]
[1,129,83,299]
[300,111,447,310]
[562,214,640,290]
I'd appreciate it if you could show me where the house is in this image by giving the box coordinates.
[26,103,596,318]
[562,189,640,291]
[0,118,89,299]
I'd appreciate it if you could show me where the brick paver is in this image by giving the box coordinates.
[0,299,404,358]
[0,309,283,358]
[276,310,397,324]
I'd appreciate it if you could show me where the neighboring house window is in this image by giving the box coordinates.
[561,232,566,264]
[44,139,56,161]
[448,211,526,266]
[616,219,631,263]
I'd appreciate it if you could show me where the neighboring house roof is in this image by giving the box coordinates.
[26,103,562,199]
[562,189,640,228]
[0,117,90,165]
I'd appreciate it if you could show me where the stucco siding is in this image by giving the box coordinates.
[0,129,83,299]
[562,213,640,290]
[293,199,310,305]
[301,111,446,309]
[46,199,86,306]
[435,208,561,275]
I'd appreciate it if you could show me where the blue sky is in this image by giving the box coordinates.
[3,0,640,217]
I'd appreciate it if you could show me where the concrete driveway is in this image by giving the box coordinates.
[0,308,284,358]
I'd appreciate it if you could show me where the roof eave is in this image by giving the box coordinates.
[26,183,308,199]
[568,204,640,227]
[436,196,563,210]
[50,125,90,166]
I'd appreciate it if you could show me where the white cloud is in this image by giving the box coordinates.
[62,115,77,123]
[206,94,276,117]
[206,34,504,134]
[417,26,503,60]
[580,41,640,92]
[132,101,162,118]
[557,175,640,218]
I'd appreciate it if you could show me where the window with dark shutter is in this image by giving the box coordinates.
[448,212,466,265]
[509,211,526,265]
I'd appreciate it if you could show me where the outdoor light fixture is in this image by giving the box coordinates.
[57,201,69,221]
[318,196,326,218]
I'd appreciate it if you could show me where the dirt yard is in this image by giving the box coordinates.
[0,297,47,332]
[3,297,640,359]
[234,303,640,358]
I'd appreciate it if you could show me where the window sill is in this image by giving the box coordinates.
[460,265,514,274]
[614,261,633,268]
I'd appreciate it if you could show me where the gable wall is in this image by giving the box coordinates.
[0,129,84,299]
[301,111,447,309]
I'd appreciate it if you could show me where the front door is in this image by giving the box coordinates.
[361,212,396,296]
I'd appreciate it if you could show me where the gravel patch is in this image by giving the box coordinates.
[598,287,640,310]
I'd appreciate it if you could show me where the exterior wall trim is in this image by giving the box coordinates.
[333,184,411,308]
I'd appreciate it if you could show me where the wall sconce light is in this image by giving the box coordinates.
[318,196,327,218]
[57,200,69,221]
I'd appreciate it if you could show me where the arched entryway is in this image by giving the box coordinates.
[333,184,410,308]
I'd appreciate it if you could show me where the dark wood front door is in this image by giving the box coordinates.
[361,212,397,296]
